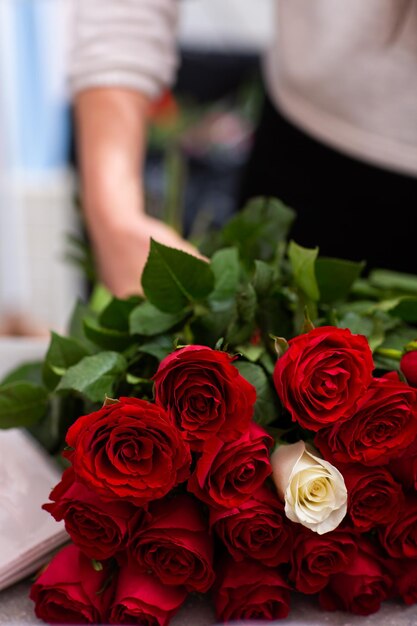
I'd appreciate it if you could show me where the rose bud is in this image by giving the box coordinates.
[188,423,273,509]
[401,349,417,387]
[271,441,347,534]
[214,557,290,622]
[210,486,293,567]
[273,326,374,432]
[43,467,139,560]
[129,494,215,593]
[319,539,391,616]
[30,544,112,624]
[108,562,187,626]
[65,397,191,506]
[153,345,256,451]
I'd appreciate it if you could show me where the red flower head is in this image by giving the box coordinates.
[315,377,417,466]
[153,345,256,451]
[65,397,190,506]
[214,557,291,622]
[129,494,215,593]
[108,562,187,626]
[30,544,112,624]
[43,467,139,560]
[273,326,374,431]
[188,423,273,509]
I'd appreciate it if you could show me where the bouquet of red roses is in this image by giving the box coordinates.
[31,325,417,624]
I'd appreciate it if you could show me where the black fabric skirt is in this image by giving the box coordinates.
[240,95,417,274]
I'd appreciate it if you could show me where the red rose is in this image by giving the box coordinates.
[214,557,290,622]
[339,464,404,531]
[273,326,373,431]
[153,345,256,450]
[30,544,111,624]
[187,423,273,509]
[401,350,417,387]
[65,397,190,506]
[387,558,417,605]
[129,494,215,592]
[108,562,187,626]
[315,377,417,466]
[290,528,357,594]
[319,540,391,616]
[43,468,138,560]
[379,497,417,558]
[210,486,292,566]
[390,452,417,491]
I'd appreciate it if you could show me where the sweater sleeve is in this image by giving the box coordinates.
[68,0,179,99]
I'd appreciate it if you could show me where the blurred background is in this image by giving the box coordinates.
[0,0,273,339]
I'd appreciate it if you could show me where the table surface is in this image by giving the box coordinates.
[1,581,417,626]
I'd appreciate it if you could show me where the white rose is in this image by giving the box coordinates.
[271,441,347,535]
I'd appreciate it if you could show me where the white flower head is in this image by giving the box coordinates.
[271,441,347,534]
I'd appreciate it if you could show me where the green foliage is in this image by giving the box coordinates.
[57,352,127,403]
[142,239,215,312]
[316,258,365,303]
[288,241,320,302]
[2,198,417,453]
[211,197,295,267]
[235,361,279,426]
[0,382,48,428]
[130,302,188,336]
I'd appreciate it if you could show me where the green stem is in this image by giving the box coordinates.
[375,348,402,361]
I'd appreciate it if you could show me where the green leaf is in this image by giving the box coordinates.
[43,332,92,389]
[226,284,257,345]
[83,318,133,350]
[235,344,264,362]
[234,361,279,426]
[0,382,48,428]
[221,197,296,265]
[89,283,113,314]
[389,297,417,323]
[68,300,98,351]
[338,311,396,352]
[288,241,320,302]
[380,327,417,351]
[1,361,43,386]
[209,248,240,303]
[316,257,365,303]
[369,269,417,294]
[100,296,142,331]
[142,239,215,313]
[57,352,127,403]
[252,260,275,297]
[338,312,374,338]
[130,301,188,336]
[138,336,174,361]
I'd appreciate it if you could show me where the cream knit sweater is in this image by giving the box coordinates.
[70,0,417,176]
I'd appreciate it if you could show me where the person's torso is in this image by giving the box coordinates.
[265,0,417,176]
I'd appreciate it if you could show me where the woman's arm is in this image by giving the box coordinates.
[71,1,198,297]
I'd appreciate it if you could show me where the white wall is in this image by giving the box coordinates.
[0,0,82,333]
